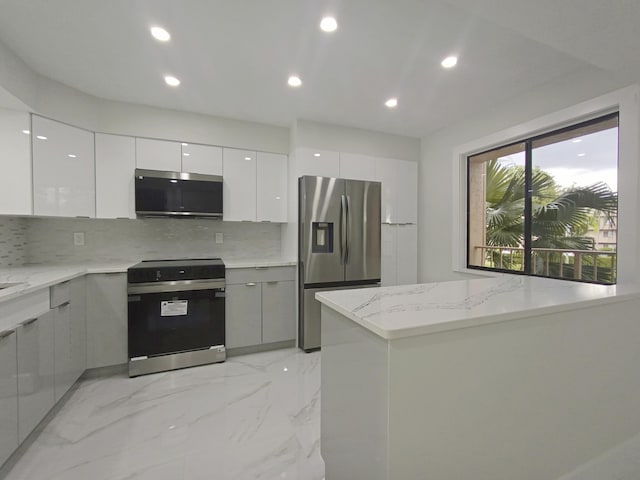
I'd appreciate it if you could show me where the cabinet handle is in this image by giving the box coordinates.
[58,301,71,308]
[255,267,268,270]
[75,216,91,219]
[0,329,15,339]
[266,281,278,285]
[246,283,257,286]
[21,318,38,327]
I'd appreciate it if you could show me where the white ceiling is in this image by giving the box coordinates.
[0,0,628,138]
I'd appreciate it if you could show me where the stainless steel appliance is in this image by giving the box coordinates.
[135,168,223,218]
[298,176,381,351]
[127,258,226,377]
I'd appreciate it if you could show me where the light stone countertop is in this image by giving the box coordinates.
[0,259,296,304]
[315,276,640,340]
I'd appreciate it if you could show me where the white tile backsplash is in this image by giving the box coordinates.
[0,217,27,267]
[23,217,282,264]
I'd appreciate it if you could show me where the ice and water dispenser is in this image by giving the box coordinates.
[312,222,334,253]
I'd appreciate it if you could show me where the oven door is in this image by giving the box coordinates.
[127,285,225,359]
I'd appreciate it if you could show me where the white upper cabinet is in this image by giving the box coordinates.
[0,109,32,215]
[135,138,181,172]
[374,157,418,224]
[375,157,398,224]
[396,160,418,224]
[32,115,95,218]
[296,148,340,178]
[223,148,257,222]
[181,143,223,176]
[339,152,376,181]
[95,134,136,219]
[257,152,287,223]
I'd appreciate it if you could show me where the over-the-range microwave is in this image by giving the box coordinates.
[135,168,223,218]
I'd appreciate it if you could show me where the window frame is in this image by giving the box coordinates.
[449,86,640,285]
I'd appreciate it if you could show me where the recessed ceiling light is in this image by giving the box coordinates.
[36,135,47,140]
[67,154,77,158]
[288,75,302,87]
[275,196,281,200]
[441,56,458,68]
[314,153,321,157]
[183,153,190,156]
[320,16,338,32]
[244,156,252,161]
[577,153,586,157]
[22,129,30,134]
[385,98,398,108]
[150,26,171,42]
[164,75,181,87]
[572,139,582,143]
[181,143,188,146]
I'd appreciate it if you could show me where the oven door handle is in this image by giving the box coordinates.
[127,279,226,294]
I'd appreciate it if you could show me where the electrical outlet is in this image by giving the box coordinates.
[73,232,85,246]
[215,232,223,244]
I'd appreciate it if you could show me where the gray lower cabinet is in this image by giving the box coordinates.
[262,281,295,344]
[85,273,127,368]
[0,328,18,466]
[52,276,86,403]
[225,267,295,350]
[226,283,262,349]
[16,310,55,444]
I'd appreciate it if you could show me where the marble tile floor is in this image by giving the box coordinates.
[2,348,324,480]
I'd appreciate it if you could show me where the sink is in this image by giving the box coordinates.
[0,282,23,290]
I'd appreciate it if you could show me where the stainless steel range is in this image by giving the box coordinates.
[127,258,226,377]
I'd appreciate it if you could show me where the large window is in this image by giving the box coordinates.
[467,113,618,284]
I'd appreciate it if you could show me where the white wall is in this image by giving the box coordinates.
[419,65,632,283]
[294,119,419,162]
[0,38,289,154]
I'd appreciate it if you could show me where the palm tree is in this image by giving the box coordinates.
[484,158,618,281]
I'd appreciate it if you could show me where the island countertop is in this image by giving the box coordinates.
[315,276,640,340]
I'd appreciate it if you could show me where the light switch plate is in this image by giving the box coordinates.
[73,232,85,246]
[215,232,223,244]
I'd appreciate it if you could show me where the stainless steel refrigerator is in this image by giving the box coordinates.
[298,176,381,351]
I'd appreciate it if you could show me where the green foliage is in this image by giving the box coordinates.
[484,159,618,252]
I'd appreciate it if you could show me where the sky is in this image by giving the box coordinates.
[498,127,618,191]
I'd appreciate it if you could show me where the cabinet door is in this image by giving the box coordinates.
[53,301,73,403]
[95,133,136,219]
[32,115,95,217]
[225,283,262,349]
[0,109,31,215]
[222,148,257,222]
[181,143,223,175]
[257,152,287,223]
[85,274,127,369]
[296,148,340,178]
[17,311,55,443]
[396,224,418,285]
[69,277,86,383]
[396,160,418,224]
[374,157,398,224]
[381,224,397,286]
[0,328,18,466]
[339,152,376,181]
[135,138,181,172]
[262,281,295,344]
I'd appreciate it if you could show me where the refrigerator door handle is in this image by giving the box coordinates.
[340,194,348,265]
[345,195,351,264]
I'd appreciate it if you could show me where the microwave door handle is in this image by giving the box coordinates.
[340,194,347,265]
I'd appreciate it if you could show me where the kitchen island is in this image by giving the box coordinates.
[316,276,640,480]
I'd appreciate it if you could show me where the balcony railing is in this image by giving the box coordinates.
[474,246,617,284]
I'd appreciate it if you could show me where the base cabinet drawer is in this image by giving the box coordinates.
[0,328,18,466]
[17,310,55,444]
